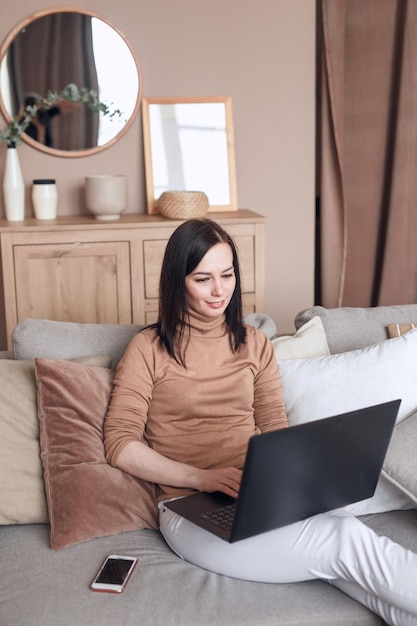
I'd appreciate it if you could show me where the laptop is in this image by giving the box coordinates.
[166,399,400,542]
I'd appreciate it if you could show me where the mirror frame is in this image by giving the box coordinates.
[0,6,142,158]
[142,96,238,214]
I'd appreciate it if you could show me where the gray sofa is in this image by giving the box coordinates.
[2,305,417,626]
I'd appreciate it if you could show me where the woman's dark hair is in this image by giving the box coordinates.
[155,218,246,364]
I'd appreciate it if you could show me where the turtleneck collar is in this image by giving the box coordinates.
[183,309,228,337]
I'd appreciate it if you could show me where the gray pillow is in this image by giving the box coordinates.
[382,410,417,505]
[13,319,144,370]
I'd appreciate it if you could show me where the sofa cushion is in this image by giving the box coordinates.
[272,316,330,359]
[0,359,49,525]
[382,410,417,505]
[1,521,388,626]
[13,319,144,370]
[0,356,111,525]
[278,331,417,514]
[295,304,417,353]
[35,357,158,550]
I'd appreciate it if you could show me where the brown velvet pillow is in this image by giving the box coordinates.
[0,355,111,526]
[35,357,158,550]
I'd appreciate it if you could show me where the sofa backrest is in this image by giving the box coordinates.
[14,307,415,368]
[12,319,144,370]
[12,314,277,370]
[295,304,417,353]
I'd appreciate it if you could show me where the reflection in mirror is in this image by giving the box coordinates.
[0,8,141,157]
[142,97,238,213]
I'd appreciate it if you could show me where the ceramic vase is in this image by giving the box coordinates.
[3,145,25,221]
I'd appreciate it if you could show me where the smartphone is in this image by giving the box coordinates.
[90,555,138,593]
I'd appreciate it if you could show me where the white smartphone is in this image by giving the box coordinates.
[90,555,138,593]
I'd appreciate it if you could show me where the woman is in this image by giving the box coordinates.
[105,219,417,626]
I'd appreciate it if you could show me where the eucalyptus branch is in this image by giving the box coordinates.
[0,83,123,148]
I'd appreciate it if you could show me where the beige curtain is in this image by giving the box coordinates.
[319,0,417,307]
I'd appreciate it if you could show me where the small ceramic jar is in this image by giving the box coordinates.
[32,179,58,220]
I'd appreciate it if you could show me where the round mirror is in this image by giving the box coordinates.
[0,8,142,157]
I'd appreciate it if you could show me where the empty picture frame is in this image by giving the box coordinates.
[142,96,238,214]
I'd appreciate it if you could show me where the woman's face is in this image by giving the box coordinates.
[185,242,236,318]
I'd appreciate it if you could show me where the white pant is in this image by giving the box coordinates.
[159,505,417,626]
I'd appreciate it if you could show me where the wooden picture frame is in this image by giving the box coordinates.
[142,96,238,214]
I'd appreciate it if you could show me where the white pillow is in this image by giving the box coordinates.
[280,329,417,426]
[272,316,330,360]
[278,330,417,514]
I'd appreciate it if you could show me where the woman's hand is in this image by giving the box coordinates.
[193,467,242,499]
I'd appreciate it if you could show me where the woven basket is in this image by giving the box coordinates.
[157,191,209,219]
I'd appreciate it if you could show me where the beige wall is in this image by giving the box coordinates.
[0,0,316,333]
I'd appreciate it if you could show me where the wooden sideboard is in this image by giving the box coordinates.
[0,210,265,349]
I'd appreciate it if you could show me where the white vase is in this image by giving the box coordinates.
[3,145,25,221]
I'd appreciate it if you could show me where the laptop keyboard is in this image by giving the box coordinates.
[201,502,236,530]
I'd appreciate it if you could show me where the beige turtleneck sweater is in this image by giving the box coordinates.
[104,312,288,501]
